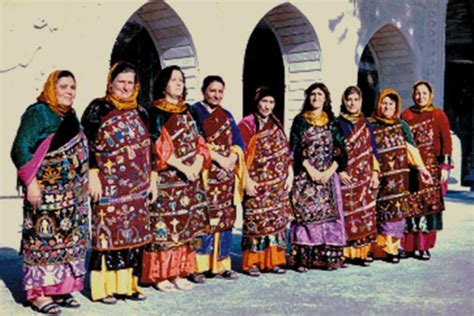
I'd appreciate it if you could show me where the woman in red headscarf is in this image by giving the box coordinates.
[11,70,88,314]
[238,86,292,277]
[369,89,432,263]
[400,81,453,260]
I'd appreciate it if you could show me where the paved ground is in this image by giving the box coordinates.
[0,192,473,315]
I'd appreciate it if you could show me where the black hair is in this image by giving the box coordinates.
[201,75,225,93]
[57,70,76,81]
[110,62,137,83]
[301,82,334,121]
[153,65,187,100]
[340,85,362,114]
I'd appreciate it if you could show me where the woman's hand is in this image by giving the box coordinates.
[284,167,293,192]
[369,171,380,190]
[245,176,258,196]
[148,177,158,204]
[89,170,102,202]
[215,152,237,173]
[26,178,41,208]
[338,171,352,186]
[441,169,449,183]
[418,167,433,185]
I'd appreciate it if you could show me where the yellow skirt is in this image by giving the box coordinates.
[90,256,143,301]
[195,232,231,274]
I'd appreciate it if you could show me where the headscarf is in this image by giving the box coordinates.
[153,97,187,113]
[340,86,363,124]
[302,111,329,127]
[371,89,402,125]
[105,62,139,110]
[252,86,283,130]
[37,70,71,116]
[411,80,437,113]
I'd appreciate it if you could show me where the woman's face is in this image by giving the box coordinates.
[257,96,275,118]
[309,88,326,112]
[55,76,76,108]
[203,81,224,108]
[380,96,397,119]
[345,92,362,114]
[165,70,184,99]
[111,71,135,100]
[414,84,431,107]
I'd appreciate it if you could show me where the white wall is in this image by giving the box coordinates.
[0,0,450,197]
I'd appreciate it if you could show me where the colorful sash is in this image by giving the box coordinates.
[407,115,444,216]
[92,109,152,250]
[341,118,377,245]
[243,119,291,237]
[373,123,413,222]
[150,111,209,250]
[291,124,339,224]
[22,132,89,265]
[202,107,236,233]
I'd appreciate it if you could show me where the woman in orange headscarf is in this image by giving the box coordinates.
[82,62,156,303]
[11,70,88,314]
[369,89,432,263]
[400,81,453,260]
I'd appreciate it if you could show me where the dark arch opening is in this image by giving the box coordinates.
[357,45,379,117]
[243,21,285,124]
[111,21,161,108]
[444,0,474,186]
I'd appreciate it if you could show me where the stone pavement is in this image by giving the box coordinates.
[0,193,473,315]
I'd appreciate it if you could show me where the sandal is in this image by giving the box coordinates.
[172,277,193,291]
[296,266,309,273]
[55,294,80,308]
[127,293,147,301]
[217,270,238,280]
[99,296,117,305]
[269,266,286,274]
[189,273,207,284]
[419,250,431,261]
[245,267,261,277]
[154,280,179,292]
[31,301,62,315]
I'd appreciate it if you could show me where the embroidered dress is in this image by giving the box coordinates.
[238,114,291,271]
[82,99,152,300]
[287,113,347,270]
[190,102,245,275]
[334,115,379,260]
[11,103,89,301]
[141,99,210,284]
[400,87,452,253]
[369,89,427,257]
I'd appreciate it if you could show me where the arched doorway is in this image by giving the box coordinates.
[243,21,284,122]
[243,3,322,129]
[357,45,379,117]
[111,0,199,106]
[445,0,474,186]
[357,24,418,113]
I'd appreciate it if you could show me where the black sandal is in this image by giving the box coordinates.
[55,294,80,308]
[127,293,147,301]
[296,266,309,273]
[217,270,239,280]
[98,296,117,305]
[31,301,62,315]
[269,266,286,274]
[245,267,261,277]
[189,273,207,283]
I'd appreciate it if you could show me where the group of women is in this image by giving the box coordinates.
[11,62,452,314]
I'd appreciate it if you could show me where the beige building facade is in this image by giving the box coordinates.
[2,0,467,198]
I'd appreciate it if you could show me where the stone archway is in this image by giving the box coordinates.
[358,24,418,113]
[111,0,200,105]
[243,3,322,130]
